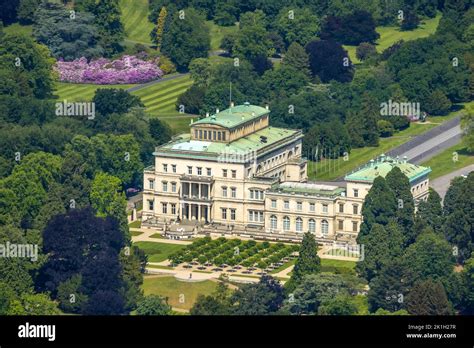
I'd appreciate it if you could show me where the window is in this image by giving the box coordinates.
[171,182,177,193]
[352,221,358,232]
[148,179,154,190]
[297,202,302,211]
[223,169,228,177]
[231,187,236,198]
[218,132,222,141]
[221,208,227,219]
[171,204,176,215]
[230,209,236,220]
[194,130,198,139]
[162,164,168,172]
[353,205,359,215]
[284,201,290,210]
[309,203,315,212]
[162,181,168,192]
[339,203,344,213]
[172,164,177,173]
[197,167,202,175]
[321,220,329,235]
[222,132,226,141]
[296,217,303,232]
[283,216,290,231]
[231,170,237,178]
[222,186,227,197]
[309,219,315,233]
[199,130,202,139]
[162,203,167,214]
[187,166,192,175]
[213,131,217,140]
[248,211,264,222]
[271,199,277,209]
[250,189,264,200]
[203,130,207,140]
[207,168,212,176]
[338,220,344,230]
[353,189,359,198]
[270,215,277,230]
[148,199,154,211]
[322,204,328,213]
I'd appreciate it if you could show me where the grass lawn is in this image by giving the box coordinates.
[130,230,143,236]
[134,241,186,262]
[206,21,238,52]
[308,108,462,181]
[270,259,296,274]
[422,139,474,179]
[320,258,356,270]
[120,0,154,45]
[54,82,135,102]
[149,233,165,239]
[142,275,218,310]
[129,220,141,229]
[352,294,369,315]
[343,14,440,63]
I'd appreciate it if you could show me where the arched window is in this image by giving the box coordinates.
[309,219,316,233]
[270,215,277,230]
[296,217,303,232]
[283,216,290,231]
[321,219,329,236]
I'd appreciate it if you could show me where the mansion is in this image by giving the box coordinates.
[142,103,431,244]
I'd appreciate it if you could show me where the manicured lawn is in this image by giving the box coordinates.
[54,82,135,102]
[134,241,186,262]
[206,21,239,52]
[142,275,218,310]
[130,230,143,236]
[120,0,154,45]
[308,108,462,181]
[352,294,369,315]
[129,220,141,229]
[421,139,474,179]
[343,14,440,63]
[149,233,165,239]
[320,258,356,270]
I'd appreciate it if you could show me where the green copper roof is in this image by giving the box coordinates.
[154,126,302,162]
[344,155,431,183]
[269,182,345,197]
[192,103,269,129]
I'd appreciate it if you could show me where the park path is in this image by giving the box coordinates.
[430,164,474,200]
[131,228,192,245]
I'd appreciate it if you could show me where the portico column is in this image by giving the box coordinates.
[198,184,201,198]
[198,205,202,221]
[187,204,191,220]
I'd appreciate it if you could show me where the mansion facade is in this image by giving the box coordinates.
[142,103,431,244]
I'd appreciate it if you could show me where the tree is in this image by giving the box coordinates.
[356,222,404,281]
[136,295,172,315]
[424,89,452,115]
[367,259,414,313]
[417,188,444,233]
[17,0,40,24]
[8,293,61,315]
[377,119,395,137]
[190,281,232,315]
[306,40,354,83]
[176,85,206,114]
[149,118,172,145]
[56,274,87,313]
[282,42,310,77]
[318,294,358,315]
[462,253,474,314]
[359,93,379,146]
[321,11,379,45]
[461,106,474,153]
[153,7,168,51]
[443,173,473,263]
[286,232,320,291]
[233,19,274,63]
[385,166,415,245]
[276,7,320,48]
[161,8,210,71]
[93,89,144,117]
[33,2,104,61]
[284,274,355,314]
[356,42,377,61]
[406,280,453,315]
[357,177,397,240]
[401,9,420,31]
[402,230,455,283]
[230,275,284,315]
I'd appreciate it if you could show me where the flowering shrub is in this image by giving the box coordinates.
[54,55,163,84]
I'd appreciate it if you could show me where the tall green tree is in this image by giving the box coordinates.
[406,279,453,315]
[462,252,474,314]
[282,42,310,77]
[417,188,444,233]
[276,7,320,48]
[286,232,320,292]
[136,295,171,315]
[385,167,415,245]
[161,7,210,71]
